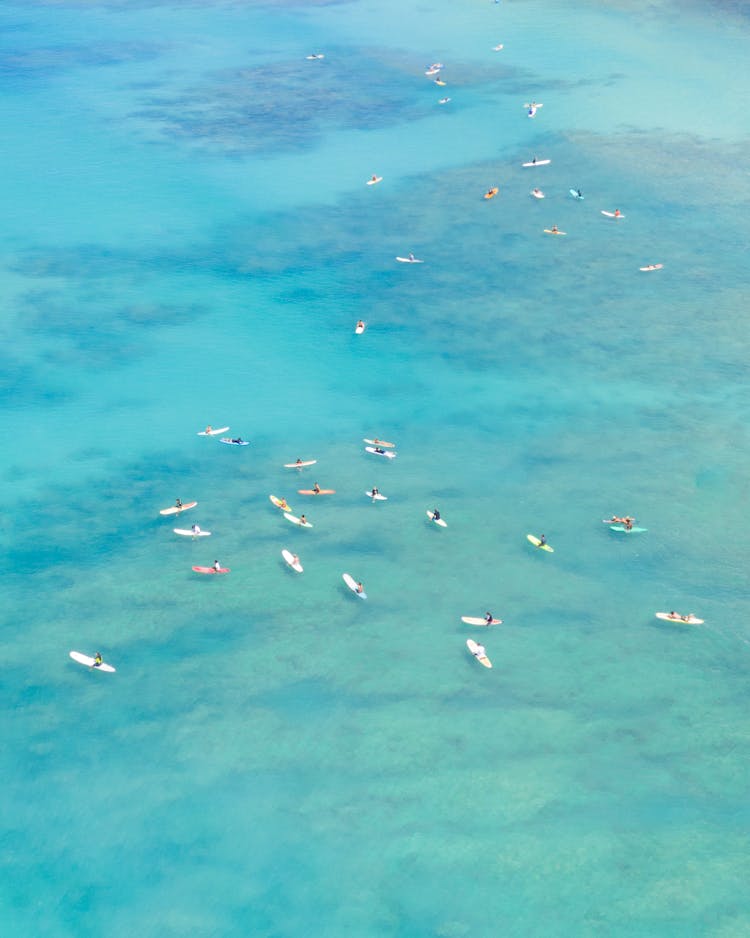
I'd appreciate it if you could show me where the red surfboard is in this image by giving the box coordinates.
[192,566,230,574]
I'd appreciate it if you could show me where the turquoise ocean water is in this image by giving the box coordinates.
[2,0,750,934]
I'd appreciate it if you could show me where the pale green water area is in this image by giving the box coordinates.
[2,0,750,935]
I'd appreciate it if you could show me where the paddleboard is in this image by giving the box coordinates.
[492,44,504,51]
[219,438,250,446]
[197,426,229,436]
[655,612,704,625]
[298,489,335,495]
[425,68,441,76]
[174,528,211,537]
[284,512,313,528]
[438,97,451,104]
[601,517,636,524]
[544,229,566,235]
[434,78,447,87]
[427,510,447,527]
[355,322,366,334]
[366,176,382,186]
[527,534,554,552]
[640,264,663,271]
[484,187,499,200]
[610,525,648,533]
[395,256,423,263]
[306,54,325,60]
[523,102,544,109]
[365,446,397,458]
[569,189,584,199]
[466,639,492,668]
[366,491,388,501]
[159,501,197,516]
[192,565,230,574]
[69,651,116,673]
[342,573,367,599]
[281,549,303,573]
[601,211,625,218]
[461,616,502,626]
[284,460,317,468]
[363,438,395,447]
[522,159,551,167]
[270,495,293,511]
[530,189,545,199]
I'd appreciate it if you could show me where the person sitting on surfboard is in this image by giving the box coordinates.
[356,582,364,594]
[408,253,415,261]
[312,483,321,494]
[356,320,365,330]
[374,447,385,454]
[370,175,378,183]
[473,643,486,659]
[292,554,300,567]
[295,458,303,466]
[432,509,441,521]
[213,560,221,572]
[279,498,290,511]
[231,437,244,444]
[370,487,379,497]
[93,653,103,668]
[539,534,546,546]
[614,209,622,218]
[191,524,201,535]
[300,514,307,525]
[576,190,582,198]
[175,498,183,509]
[205,426,212,435]
[550,225,559,234]
[484,612,494,625]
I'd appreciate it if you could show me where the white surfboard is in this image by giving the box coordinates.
[427,510,447,527]
[601,211,625,218]
[365,446,397,458]
[283,460,317,468]
[281,549,303,573]
[366,176,382,185]
[655,612,704,625]
[395,256,424,263]
[363,438,395,448]
[543,229,566,235]
[466,639,492,668]
[306,54,325,60]
[523,102,544,109]
[492,44,504,51]
[530,189,545,199]
[197,426,229,436]
[174,528,211,537]
[640,264,663,271]
[461,616,502,626]
[366,491,388,501]
[342,573,367,599]
[283,512,313,528]
[70,651,116,673]
[438,97,451,104]
[522,159,551,167]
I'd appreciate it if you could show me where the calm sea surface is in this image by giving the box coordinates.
[2,1,749,935]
